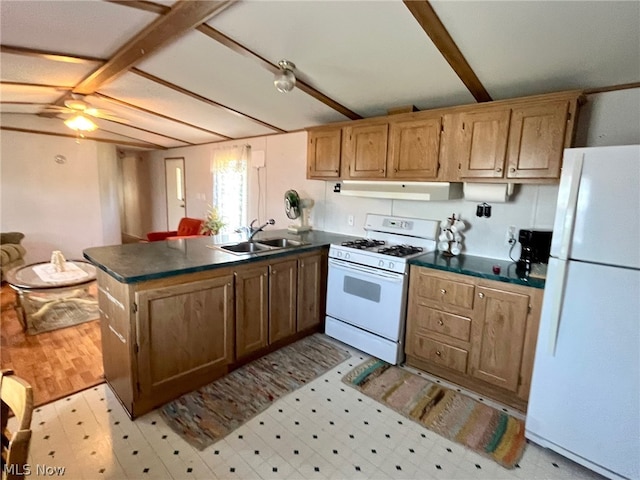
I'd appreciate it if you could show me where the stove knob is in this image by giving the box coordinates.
[378,260,384,267]
[389,262,395,270]
[337,251,342,258]
[345,253,350,260]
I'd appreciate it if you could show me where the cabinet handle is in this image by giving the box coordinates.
[478,292,485,298]
[438,319,444,326]
[509,167,516,173]
[495,167,502,173]
[435,351,442,356]
[440,289,446,295]
[379,169,384,173]
[334,169,339,173]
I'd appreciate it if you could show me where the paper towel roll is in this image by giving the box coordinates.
[463,183,512,203]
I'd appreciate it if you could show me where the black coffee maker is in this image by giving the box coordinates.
[517,229,552,275]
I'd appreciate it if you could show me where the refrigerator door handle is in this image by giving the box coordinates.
[553,151,584,260]
[546,259,569,355]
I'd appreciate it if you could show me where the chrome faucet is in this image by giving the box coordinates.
[248,218,275,241]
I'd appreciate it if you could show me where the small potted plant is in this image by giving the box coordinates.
[201,205,226,235]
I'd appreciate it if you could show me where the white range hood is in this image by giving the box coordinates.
[339,180,463,201]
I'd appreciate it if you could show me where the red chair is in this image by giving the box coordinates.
[146,217,205,242]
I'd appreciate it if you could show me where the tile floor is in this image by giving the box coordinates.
[15,337,605,480]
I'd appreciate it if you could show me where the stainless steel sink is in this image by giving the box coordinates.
[216,237,307,255]
[256,238,305,248]
[218,241,274,254]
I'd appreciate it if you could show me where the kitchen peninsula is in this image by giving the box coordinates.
[84,230,354,418]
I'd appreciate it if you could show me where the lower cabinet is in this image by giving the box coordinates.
[405,266,542,410]
[98,248,328,418]
[235,250,327,360]
[135,274,234,414]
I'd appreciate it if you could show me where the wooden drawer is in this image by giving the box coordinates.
[407,335,468,374]
[415,272,475,310]
[412,304,471,342]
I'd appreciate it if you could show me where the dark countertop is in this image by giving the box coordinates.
[84,229,357,284]
[409,251,546,289]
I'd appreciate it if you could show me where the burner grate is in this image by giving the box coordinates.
[377,245,424,257]
[341,239,385,249]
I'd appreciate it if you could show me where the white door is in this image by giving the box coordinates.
[165,158,185,229]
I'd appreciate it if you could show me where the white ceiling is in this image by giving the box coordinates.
[1,0,638,150]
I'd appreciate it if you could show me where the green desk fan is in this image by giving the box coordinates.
[285,189,313,233]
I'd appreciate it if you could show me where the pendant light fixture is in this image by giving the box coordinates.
[273,60,296,93]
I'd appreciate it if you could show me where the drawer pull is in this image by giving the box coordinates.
[478,292,485,298]
[440,289,446,295]
[436,350,442,356]
[438,319,444,326]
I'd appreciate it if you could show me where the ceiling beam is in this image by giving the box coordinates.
[73,0,236,95]
[132,68,286,133]
[0,126,165,149]
[404,0,492,103]
[113,0,362,120]
[94,93,232,139]
[197,24,362,120]
[0,45,103,64]
[1,80,71,91]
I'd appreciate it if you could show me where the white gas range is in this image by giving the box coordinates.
[325,214,439,364]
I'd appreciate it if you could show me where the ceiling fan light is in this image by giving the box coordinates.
[274,60,296,93]
[64,114,97,132]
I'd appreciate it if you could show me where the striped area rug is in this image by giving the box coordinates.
[160,334,351,450]
[343,358,526,469]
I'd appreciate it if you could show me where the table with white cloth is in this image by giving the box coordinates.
[5,260,98,332]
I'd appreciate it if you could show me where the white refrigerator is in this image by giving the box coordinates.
[525,145,640,480]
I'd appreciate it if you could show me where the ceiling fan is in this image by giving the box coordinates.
[42,95,128,132]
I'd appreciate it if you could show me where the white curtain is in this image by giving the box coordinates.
[211,145,249,233]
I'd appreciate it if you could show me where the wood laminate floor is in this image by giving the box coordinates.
[1,283,104,406]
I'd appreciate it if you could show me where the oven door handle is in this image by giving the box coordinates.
[328,258,405,282]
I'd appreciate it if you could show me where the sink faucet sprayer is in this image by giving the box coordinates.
[248,218,275,241]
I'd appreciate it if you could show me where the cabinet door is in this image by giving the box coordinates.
[235,264,269,358]
[459,109,510,178]
[506,100,569,179]
[343,122,389,178]
[388,116,441,179]
[469,285,529,392]
[269,258,297,344]
[135,275,234,401]
[297,251,326,331]
[307,128,341,179]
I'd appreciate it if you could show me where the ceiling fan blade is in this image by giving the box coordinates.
[83,108,128,123]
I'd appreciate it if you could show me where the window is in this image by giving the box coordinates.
[212,145,249,233]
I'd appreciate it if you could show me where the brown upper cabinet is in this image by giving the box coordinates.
[342,121,389,179]
[506,99,573,180]
[307,126,342,179]
[306,90,582,183]
[388,114,442,180]
[457,108,511,179]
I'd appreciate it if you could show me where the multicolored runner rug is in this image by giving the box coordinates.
[342,358,526,469]
[160,334,351,450]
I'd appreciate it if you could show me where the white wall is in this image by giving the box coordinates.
[141,87,640,261]
[0,131,121,262]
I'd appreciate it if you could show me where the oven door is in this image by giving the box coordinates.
[326,257,407,341]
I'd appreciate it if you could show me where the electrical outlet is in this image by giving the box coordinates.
[506,225,517,246]
[348,215,354,226]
